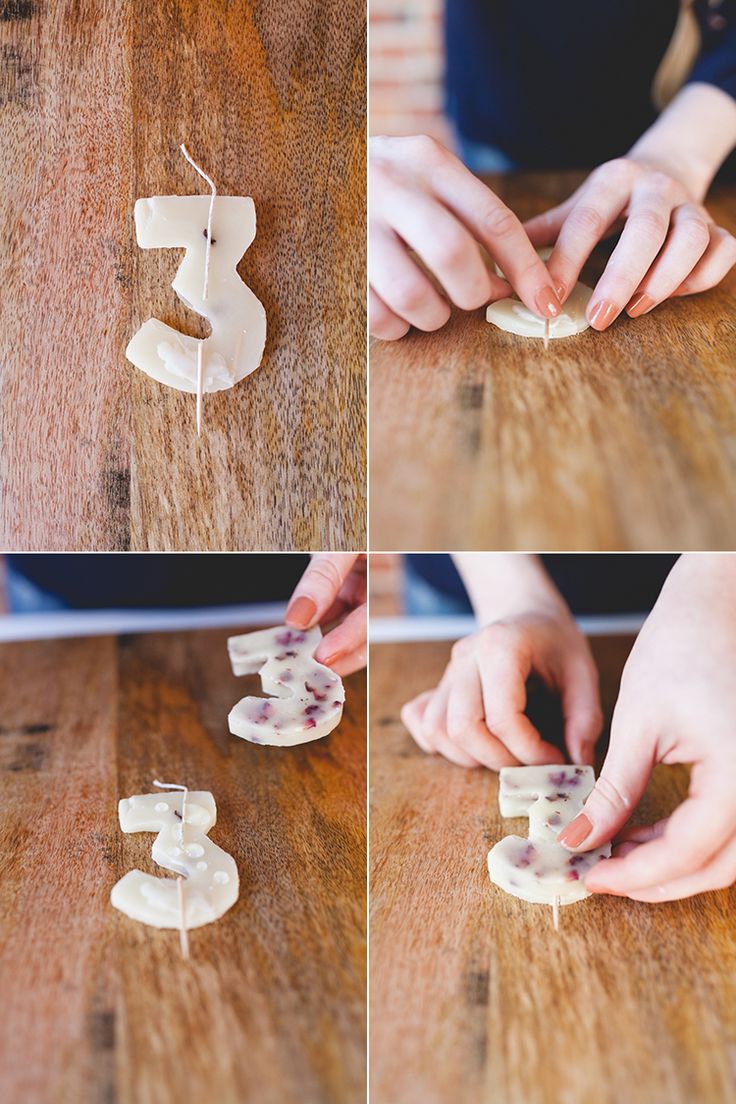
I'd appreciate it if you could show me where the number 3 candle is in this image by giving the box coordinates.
[111,784,239,934]
[227,625,345,746]
[125,145,266,434]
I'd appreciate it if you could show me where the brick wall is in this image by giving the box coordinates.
[369,554,405,617]
[369,0,451,144]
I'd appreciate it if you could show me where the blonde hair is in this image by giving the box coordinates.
[652,0,700,109]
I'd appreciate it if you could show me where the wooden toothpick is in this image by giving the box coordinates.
[180,143,217,437]
[177,876,190,960]
[544,318,550,351]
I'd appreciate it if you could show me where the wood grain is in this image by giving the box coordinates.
[0,0,366,551]
[369,636,736,1104]
[0,628,366,1104]
[370,172,736,551]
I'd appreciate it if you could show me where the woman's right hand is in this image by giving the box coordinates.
[369,135,562,340]
[401,610,603,769]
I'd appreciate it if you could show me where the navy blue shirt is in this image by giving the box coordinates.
[445,1,736,169]
[408,554,680,616]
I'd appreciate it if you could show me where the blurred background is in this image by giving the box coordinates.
[0,554,309,641]
[369,0,450,143]
[370,553,680,640]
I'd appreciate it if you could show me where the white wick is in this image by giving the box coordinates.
[180,143,217,437]
[552,895,560,932]
[152,779,188,845]
[179,143,216,302]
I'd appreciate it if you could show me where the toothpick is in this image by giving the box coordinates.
[544,318,550,351]
[552,895,560,932]
[179,143,217,436]
[196,343,203,437]
[177,876,190,959]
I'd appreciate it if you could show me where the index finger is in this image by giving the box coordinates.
[430,157,562,319]
[285,554,359,629]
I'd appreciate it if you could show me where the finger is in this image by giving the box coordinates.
[584,765,736,893]
[369,288,410,341]
[622,833,736,902]
[381,182,496,312]
[326,644,367,677]
[315,604,367,669]
[626,203,711,318]
[370,226,452,331]
[671,225,736,296]
[560,654,604,767]
[420,677,451,747]
[401,691,435,753]
[286,554,358,628]
[434,734,481,768]
[445,659,520,770]
[476,634,564,764]
[545,172,631,303]
[586,176,676,330]
[616,818,668,845]
[523,193,579,249]
[429,159,562,318]
[557,711,655,851]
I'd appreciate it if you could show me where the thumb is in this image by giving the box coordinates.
[285,554,358,628]
[557,707,655,851]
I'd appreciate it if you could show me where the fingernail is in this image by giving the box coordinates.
[587,299,619,331]
[535,286,561,318]
[555,282,566,303]
[285,595,317,628]
[317,651,338,668]
[557,812,593,849]
[626,291,656,318]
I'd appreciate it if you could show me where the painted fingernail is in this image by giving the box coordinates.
[557,812,593,849]
[555,282,566,303]
[285,595,317,628]
[587,299,619,331]
[535,286,561,318]
[626,291,656,318]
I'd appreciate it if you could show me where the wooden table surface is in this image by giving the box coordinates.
[0,0,366,551]
[370,172,736,551]
[370,636,736,1104]
[0,628,366,1104]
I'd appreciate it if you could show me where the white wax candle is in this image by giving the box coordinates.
[125,194,266,393]
[486,247,592,339]
[487,765,611,907]
[227,625,344,747]
[111,789,239,930]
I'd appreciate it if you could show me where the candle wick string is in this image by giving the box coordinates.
[152,778,188,845]
[180,142,217,437]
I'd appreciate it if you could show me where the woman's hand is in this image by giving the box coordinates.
[369,134,561,340]
[285,554,367,676]
[525,85,736,331]
[401,610,602,770]
[558,555,736,901]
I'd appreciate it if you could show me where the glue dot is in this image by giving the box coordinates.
[186,843,205,858]
[196,861,208,871]
[154,801,169,812]
[213,871,229,885]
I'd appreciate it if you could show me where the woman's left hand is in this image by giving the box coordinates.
[524,156,736,331]
[285,554,367,676]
